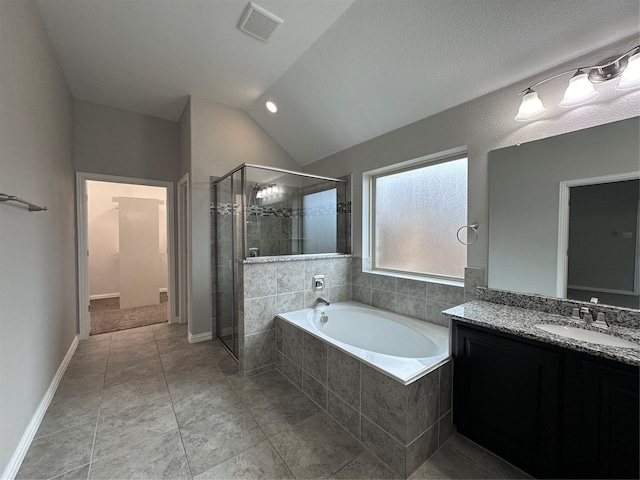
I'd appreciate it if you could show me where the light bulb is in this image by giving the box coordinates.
[265,101,278,113]
[515,89,546,121]
[616,52,640,90]
[559,70,598,107]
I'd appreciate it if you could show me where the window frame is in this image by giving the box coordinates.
[363,148,468,284]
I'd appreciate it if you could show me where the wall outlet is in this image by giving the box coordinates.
[313,275,325,291]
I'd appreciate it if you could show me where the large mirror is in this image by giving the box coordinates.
[488,117,640,309]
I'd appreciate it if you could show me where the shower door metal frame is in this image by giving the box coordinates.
[214,172,241,358]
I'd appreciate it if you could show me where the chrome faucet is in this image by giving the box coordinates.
[316,297,330,306]
[574,304,609,328]
[579,306,594,324]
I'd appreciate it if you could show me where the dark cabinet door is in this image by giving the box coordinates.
[565,356,640,479]
[453,322,563,478]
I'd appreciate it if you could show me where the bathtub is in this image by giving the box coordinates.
[277,300,450,385]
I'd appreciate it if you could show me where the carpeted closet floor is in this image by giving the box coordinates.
[90,292,168,335]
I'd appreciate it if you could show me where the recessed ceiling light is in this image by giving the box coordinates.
[265,100,278,113]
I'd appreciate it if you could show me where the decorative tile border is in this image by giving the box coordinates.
[212,201,351,218]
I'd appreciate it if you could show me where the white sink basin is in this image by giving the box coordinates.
[534,324,638,348]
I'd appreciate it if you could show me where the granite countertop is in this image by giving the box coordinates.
[443,300,640,366]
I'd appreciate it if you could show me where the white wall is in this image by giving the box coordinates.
[188,96,299,337]
[302,37,640,280]
[0,0,76,474]
[87,181,168,298]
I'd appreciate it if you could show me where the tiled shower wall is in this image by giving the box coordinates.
[238,256,352,376]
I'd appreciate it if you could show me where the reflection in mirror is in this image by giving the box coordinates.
[488,117,640,309]
[567,180,639,309]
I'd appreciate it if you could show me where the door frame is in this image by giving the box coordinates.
[177,173,191,331]
[76,172,177,339]
[556,171,640,298]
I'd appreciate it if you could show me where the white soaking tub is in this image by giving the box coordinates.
[278,300,450,384]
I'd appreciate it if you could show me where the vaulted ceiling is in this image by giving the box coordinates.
[37,0,640,166]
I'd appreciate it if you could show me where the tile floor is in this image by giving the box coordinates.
[16,323,531,480]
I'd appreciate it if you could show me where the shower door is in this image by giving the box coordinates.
[215,174,238,356]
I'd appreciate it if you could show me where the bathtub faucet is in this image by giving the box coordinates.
[316,297,330,306]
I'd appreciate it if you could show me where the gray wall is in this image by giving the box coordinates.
[178,98,191,179]
[74,100,180,183]
[489,118,639,297]
[568,179,638,292]
[0,0,76,474]
[189,96,299,337]
[302,38,640,284]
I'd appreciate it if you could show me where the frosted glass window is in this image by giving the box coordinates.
[373,158,467,279]
[302,189,337,254]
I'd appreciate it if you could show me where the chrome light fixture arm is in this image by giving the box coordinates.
[519,45,640,95]
[515,45,640,121]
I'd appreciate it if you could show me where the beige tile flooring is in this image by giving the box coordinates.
[16,323,531,479]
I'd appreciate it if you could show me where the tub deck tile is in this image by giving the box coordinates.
[327,390,360,439]
[327,346,361,410]
[303,332,328,385]
[361,364,407,444]
[407,369,439,443]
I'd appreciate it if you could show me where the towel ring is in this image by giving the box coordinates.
[456,223,479,246]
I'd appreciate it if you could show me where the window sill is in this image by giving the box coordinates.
[364,267,464,288]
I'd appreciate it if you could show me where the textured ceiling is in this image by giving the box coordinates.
[37,0,353,119]
[38,0,640,166]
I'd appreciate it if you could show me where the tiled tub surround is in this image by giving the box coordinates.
[351,258,485,327]
[279,301,450,384]
[238,255,352,376]
[235,256,486,375]
[443,299,640,366]
[275,313,454,478]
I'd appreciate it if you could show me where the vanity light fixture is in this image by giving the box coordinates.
[617,50,640,90]
[255,184,279,199]
[515,45,640,121]
[265,100,278,113]
[559,69,599,107]
[515,88,547,121]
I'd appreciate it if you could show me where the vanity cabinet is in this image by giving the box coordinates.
[564,356,640,479]
[452,321,639,479]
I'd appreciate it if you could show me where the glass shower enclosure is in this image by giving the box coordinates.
[212,164,350,358]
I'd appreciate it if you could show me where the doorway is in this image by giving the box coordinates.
[558,173,640,309]
[76,173,176,340]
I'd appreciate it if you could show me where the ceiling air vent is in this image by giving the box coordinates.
[238,2,283,42]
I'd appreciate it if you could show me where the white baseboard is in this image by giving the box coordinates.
[89,292,119,300]
[188,331,212,343]
[2,335,78,480]
[90,288,168,301]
